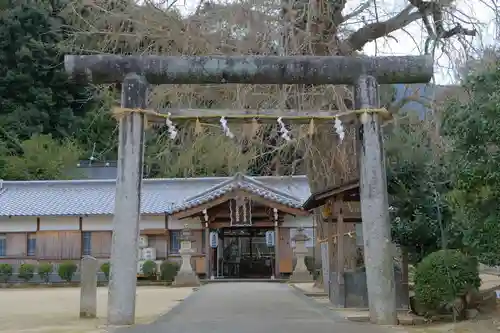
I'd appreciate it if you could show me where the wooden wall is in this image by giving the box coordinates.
[6,233,28,257]
[148,234,168,259]
[36,231,82,259]
[90,231,112,258]
[279,227,293,273]
[0,213,314,265]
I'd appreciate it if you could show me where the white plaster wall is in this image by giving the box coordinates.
[140,215,165,230]
[168,217,202,230]
[0,216,37,232]
[82,215,112,231]
[282,215,314,228]
[82,214,166,230]
[39,216,79,231]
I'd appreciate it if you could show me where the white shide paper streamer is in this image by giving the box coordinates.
[277,117,292,141]
[165,113,178,139]
[220,116,235,138]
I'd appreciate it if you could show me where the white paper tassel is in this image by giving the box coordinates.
[165,113,178,139]
[220,116,234,138]
[334,118,345,142]
[277,117,292,141]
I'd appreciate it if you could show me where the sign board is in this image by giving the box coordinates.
[265,231,275,247]
[210,231,218,248]
[321,242,329,294]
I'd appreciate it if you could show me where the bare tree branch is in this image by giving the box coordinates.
[343,1,371,22]
[339,5,421,53]
[339,0,477,55]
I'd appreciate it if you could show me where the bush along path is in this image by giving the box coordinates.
[0,259,181,287]
[412,249,482,320]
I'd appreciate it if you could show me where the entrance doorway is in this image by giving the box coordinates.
[218,227,275,278]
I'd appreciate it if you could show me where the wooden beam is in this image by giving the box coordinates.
[316,231,356,244]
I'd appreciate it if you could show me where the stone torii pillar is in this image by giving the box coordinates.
[64,54,433,326]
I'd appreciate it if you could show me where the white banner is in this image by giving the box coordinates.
[265,231,275,247]
[210,231,218,248]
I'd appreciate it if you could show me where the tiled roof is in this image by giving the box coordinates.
[0,175,310,217]
[171,173,304,213]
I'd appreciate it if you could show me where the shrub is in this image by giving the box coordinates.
[414,249,480,318]
[0,263,12,283]
[142,260,157,279]
[58,261,77,282]
[304,256,314,272]
[160,260,180,282]
[38,263,53,283]
[100,262,110,281]
[305,256,322,280]
[18,263,35,282]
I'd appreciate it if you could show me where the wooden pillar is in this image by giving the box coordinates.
[327,201,335,300]
[205,223,211,279]
[273,208,280,279]
[333,196,346,307]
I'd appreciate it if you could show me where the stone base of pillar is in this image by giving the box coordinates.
[289,270,313,283]
[173,271,200,287]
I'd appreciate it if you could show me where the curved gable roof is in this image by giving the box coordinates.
[171,173,304,214]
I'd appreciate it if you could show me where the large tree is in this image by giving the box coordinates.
[0,134,81,180]
[386,114,454,264]
[0,1,95,141]
[441,54,500,265]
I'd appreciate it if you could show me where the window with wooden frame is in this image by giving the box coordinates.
[169,231,181,254]
[27,233,37,256]
[82,231,92,256]
[0,234,5,257]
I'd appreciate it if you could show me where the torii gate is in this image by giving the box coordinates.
[64,54,433,326]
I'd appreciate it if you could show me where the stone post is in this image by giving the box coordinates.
[80,256,98,318]
[107,73,148,326]
[355,75,397,325]
[173,225,200,286]
[290,227,313,282]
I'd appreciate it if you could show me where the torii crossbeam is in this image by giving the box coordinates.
[64,54,433,326]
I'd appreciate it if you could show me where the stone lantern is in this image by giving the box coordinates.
[290,226,313,282]
[173,224,200,286]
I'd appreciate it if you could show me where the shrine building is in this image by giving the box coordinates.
[0,173,331,279]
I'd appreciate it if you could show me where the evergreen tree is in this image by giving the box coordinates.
[0,1,95,141]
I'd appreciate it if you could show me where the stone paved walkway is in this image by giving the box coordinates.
[117,283,395,333]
